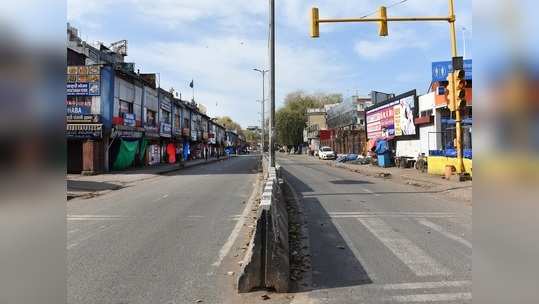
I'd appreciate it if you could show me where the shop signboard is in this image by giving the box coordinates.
[366,90,418,140]
[432,59,472,82]
[66,123,102,139]
[160,123,172,137]
[123,113,136,127]
[67,114,101,123]
[67,65,101,96]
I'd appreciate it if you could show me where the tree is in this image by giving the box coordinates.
[214,116,244,137]
[275,91,342,148]
[243,129,260,143]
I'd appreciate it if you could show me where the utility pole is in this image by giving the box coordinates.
[269,0,276,167]
[309,0,465,175]
[253,69,268,153]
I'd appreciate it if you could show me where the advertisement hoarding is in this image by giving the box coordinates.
[366,90,418,141]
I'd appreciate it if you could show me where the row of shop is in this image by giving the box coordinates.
[66,26,242,174]
[305,59,473,176]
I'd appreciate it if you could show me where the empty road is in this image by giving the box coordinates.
[68,155,259,304]
[279,154,471,304]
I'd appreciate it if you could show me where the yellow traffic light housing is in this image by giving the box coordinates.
[454,69,467,109]
[379,6,388,36]
[446,72,455,112]
[310,7,320,38]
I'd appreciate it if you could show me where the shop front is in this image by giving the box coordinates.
[66,64,108,174]
[366,90,419,167]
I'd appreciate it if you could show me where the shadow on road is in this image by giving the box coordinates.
[330,179,372,185]
[281,168,373,291]
[163,155,260,176]
[67,180,123,192]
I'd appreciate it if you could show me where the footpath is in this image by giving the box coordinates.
[302,154,472,203]
[67,156,229,200]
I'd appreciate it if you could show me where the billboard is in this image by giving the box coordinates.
[67,65,101,96]
[432,59,472,82]
[366,90,418,140]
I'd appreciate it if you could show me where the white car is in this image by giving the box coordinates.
[318,146,336,160]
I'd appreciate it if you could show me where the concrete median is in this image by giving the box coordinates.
[237,165,290,293]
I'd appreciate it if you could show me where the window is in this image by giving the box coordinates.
[147,109,156,126]
[161,110,170,124]
[174,107,181,129]
[420,109,433,117]
[184,118,189,129]
[119,100,133,115]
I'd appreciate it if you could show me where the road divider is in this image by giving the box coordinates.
[237,162,290,293]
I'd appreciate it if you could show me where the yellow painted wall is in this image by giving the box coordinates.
[428,156,473,177]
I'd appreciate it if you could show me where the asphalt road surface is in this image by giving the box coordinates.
[68,155,259,304]
[279,154,472,304]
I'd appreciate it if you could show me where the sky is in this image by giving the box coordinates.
[67,0,472,128]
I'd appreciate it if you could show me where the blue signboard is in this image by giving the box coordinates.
[432,59,472,82]
[123,113,136,127]
[67,82,100,96]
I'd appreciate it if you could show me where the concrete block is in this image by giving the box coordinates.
[237,211,266,293]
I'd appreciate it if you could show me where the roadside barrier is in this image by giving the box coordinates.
[237,162,289,293]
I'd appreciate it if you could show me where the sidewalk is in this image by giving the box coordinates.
[67,156,229,200]
[303,154,472,203]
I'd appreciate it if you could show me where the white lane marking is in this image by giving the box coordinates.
[67,242,78,249]
[328,211,457,219]
[67,229,79,234]
[67,214,129,221]
[417,218,472,249]
[376,280,471,290]
[361,187,380,196]
[358,217,452,276]
[211,197,255,267]
[382,292,471,302]
[187,215,204,218]
[332,219,376,282]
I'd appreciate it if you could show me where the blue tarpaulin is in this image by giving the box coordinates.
[375,140,390,154]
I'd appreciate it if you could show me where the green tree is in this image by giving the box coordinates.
[214,116,244,137]
[275,91,342,147]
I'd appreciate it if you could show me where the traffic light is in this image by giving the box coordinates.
[379,6,388,36]
[454,69,467,109]
[446,72,455,112]
[310,7,320,38]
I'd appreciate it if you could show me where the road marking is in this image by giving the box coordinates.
[67,229,79,234]
[376,280,471,290]
[358,217,452,276]
[328,211,457,219]
[332,219,376,282]
[417,218,472,249]
[67,214,129,221]
[361,187,380,196]
[211,188,258,267]
[382,292,471,302]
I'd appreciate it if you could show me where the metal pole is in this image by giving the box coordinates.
[269,0,276,167]
[448,0,464,174]
[262,72,266,153]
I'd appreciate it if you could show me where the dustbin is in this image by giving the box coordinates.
[377,152,392,167]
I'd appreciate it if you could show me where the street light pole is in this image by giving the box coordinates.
[253,68,268,154]
[269,0,276,168]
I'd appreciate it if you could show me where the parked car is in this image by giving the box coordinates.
[318,146,336,160]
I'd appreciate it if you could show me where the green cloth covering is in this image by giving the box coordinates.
[139,138,148,161]
[113,139,139,171]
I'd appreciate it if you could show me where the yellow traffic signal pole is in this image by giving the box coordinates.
[311,0,465,174]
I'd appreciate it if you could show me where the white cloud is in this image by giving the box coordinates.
[354,28,429,60]
[128,35,348,126]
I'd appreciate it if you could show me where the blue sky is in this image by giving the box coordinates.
[67,0,472,128]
